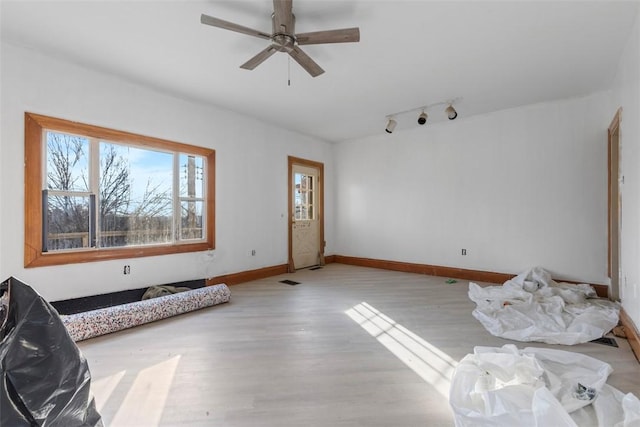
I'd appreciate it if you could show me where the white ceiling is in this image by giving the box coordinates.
[1,1,638,142]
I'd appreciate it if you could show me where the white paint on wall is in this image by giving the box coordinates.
[0,42,334,301]
[611,9,640,328]
[334,91,612,285]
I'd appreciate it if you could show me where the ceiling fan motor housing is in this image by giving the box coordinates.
[272,13,296,52]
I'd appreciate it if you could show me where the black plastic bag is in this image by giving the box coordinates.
[0,277,102,426]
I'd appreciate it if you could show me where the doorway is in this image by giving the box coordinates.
[288,156,324,271]
[608,108,622,301]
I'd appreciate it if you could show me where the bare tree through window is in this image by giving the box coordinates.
[45,133,177,250]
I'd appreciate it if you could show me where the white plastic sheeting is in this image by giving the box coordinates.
[449,344,640,427]
[469,267,620,345]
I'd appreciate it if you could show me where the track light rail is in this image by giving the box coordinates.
[384,97,462,133]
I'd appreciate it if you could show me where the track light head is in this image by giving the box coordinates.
[417,111,428,125]
[445,105,457,120]
[385,118,397,134]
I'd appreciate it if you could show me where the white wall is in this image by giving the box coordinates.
[334,91,612,285]
[0,42,334,301]
[611,8,640,328]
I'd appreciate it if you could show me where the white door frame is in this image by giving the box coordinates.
[608,108,622,301]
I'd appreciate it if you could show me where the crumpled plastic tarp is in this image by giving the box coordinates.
[0,277,102,426]
[449,344,640,427]
[469,267,620,345]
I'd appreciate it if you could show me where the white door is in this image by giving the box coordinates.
[290,162,321,270]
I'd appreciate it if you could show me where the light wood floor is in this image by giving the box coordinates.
[79,264,640,426]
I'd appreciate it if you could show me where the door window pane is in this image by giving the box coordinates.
[294,173,315,220]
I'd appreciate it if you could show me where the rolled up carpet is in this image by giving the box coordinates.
[61,284,230,342]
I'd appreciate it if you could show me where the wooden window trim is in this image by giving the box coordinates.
[24,112,215,268]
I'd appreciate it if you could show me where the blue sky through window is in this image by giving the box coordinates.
[102,142,173,214]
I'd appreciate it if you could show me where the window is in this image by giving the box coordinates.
[294,172,315,220]
[24,113,215,267]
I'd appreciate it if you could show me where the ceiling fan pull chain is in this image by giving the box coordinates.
[288,55,291,86]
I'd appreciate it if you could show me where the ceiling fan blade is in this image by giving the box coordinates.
[201,14,271,40]
[296,27,360,45]
[288,46,324,77]
[240,45,278,70]
[273,0,294,33]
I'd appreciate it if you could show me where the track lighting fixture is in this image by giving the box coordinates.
[385,118,397,134]
[384,98,461,134]
[445,105,458,120]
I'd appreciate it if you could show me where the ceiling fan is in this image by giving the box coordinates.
[200,0,360,77]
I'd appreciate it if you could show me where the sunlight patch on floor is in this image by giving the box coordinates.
[110,355,181,427]
[91,370,126,412]
[345,302,457,398]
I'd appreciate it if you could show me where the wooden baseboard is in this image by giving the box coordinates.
[205,255,610,298]
[620,308,640,363]
[207,257,336,287]
[206,264,288,286]
[591,284,609,298]
[331,255,609,297]
[333,255,515,284]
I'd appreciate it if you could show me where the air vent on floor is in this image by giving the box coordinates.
[309,267,323,271]
[280,280,300,286]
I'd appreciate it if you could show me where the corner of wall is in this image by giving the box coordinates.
[612,5,640,329]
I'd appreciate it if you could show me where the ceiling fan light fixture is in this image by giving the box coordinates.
[445,105,457,120]
[385,118,397,134]
[417,111,428,125]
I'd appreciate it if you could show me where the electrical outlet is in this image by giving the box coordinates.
[123,265,130,275]
[461,249,467,256]
[251,249,256,256]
